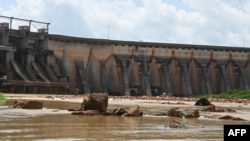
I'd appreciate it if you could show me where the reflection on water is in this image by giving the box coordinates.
[0,100,249,141]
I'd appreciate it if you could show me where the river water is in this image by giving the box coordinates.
[0,100,249,141]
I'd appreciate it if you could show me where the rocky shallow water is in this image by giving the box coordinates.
[0,99,250,141]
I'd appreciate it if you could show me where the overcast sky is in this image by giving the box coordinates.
[0,0,250,47]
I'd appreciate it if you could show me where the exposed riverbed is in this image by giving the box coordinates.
[1,94,250,141]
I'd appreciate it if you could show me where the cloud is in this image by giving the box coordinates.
[0,0,46,30]
[0,0,249,47]
[183,0,250,46]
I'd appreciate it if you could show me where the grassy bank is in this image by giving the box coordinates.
[0,92,5,105]
[197,90,250,99]
[0,92,5,100]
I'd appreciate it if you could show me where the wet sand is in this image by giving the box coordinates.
[3,93,250,121]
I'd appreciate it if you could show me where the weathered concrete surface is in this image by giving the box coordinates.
[46,34,250,96]
[1,21,250,96]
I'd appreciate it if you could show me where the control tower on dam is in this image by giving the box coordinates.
[1,16,250,96]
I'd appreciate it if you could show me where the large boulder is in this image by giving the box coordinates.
[13,100,43,109]
[22,101,43,109]
[195,98,211,106]
[112,107,126,116]
[167,107,199,118]
[12,100,25,108]
[123,105,143,116]
[204,114,246,121]
[110,105,143,116]
[79,99,88,111]
[83,93,108,114]
[201,104,216,112]
[201,105,236,112]
[71,94,143,116]
[165,120,185,128]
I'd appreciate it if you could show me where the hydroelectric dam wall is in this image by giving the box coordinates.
[0,21,250,96]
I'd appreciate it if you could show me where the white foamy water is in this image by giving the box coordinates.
[0,106,70,118]
[0,129,33,133]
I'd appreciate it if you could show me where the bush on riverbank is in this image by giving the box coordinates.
[0,92,5,100]
[0,92,5,105]
[197,90,250,99]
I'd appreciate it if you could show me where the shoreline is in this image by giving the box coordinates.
[3,93,250,106]
[2,93,250,121]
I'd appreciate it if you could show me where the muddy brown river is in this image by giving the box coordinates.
[0,100,249,141]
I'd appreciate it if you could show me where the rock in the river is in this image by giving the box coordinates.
[195,98,211,106]
[204,114,246,121]
[22,101,43,109]
[112,107,126,115]
[201,104,216,111]
[165,119,185,128]
[71,93,108,115]
[218,115,245,120]
[111,105,143,116]
[201,104,236,112]
[167,107,199,118]
[84,93,108,113]
[71,93,143,116]
[13,100,43,109]
[12,100,25,108]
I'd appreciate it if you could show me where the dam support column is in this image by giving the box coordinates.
[0,23,12,79]
[219,64,231,92]
[200,64,213,95]
[5,51,12,80]
[100,60,108,93]
[213,51,231,93]
[161,62,172,96]
[180,62,192,97]
[120,59,130,96]
[232,52,249,90]
[19,26,30,49]
[75,60,91,94]
[37,28,48,51]
[194,49,213,95]
[141,55,151,96]
[82,73,91,94]
[62,50,71,88]
[0,23,9,46]
[239,66,249,90]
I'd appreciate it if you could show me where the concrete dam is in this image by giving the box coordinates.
[0,17,250,96]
